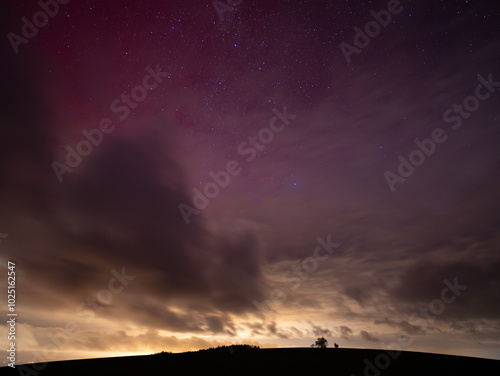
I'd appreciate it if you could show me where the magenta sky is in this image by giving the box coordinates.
[1,0,500,366]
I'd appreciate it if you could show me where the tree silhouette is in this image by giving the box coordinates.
[334,343,339,348]
[311,337,328,348]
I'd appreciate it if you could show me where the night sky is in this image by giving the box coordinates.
[1,0,500,366]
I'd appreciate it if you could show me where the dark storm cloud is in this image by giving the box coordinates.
[120,299,205,333]
[2,0,500,361]
[54,130,208,291]
[205,315,225,333]
[388,255,500,321]
[374,318,424,336]
[0,42,267,334]
[339,326,353,340]
[267,322,290,339]
[343,286,372,307]
[360,330,380,343]
[311,324,333,337]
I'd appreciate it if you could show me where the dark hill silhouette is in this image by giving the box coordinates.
[2,348,499,376]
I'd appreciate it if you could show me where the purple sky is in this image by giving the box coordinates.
[1,0,500,365]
